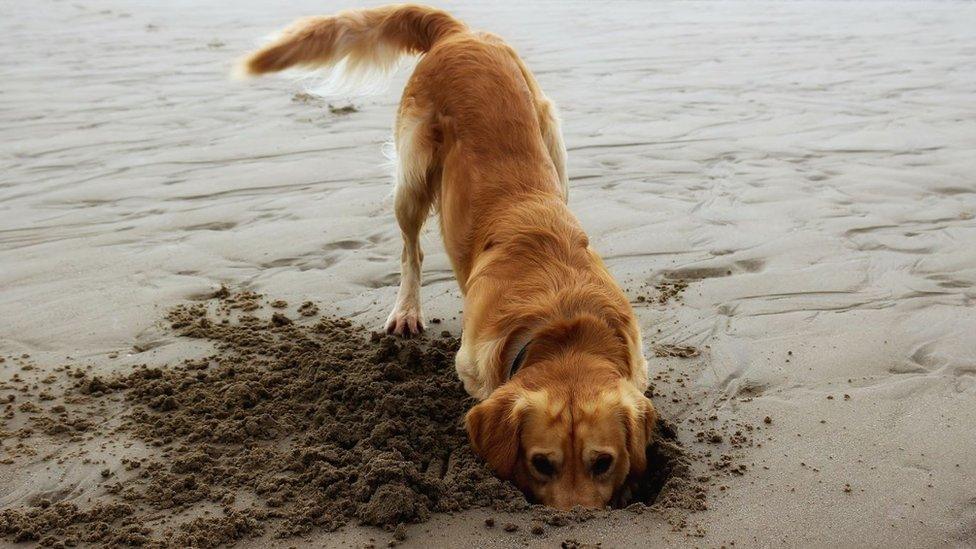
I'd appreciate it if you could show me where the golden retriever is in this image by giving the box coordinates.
[238,4,657,509]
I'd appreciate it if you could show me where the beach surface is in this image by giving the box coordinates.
[2,1,976,547]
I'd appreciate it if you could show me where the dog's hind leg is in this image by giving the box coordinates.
[505,44,568,201]
[538,97,569,202]
[385,107,436,336]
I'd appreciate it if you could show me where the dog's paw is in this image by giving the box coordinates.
[385,306,425,337]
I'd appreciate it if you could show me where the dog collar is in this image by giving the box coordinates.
[507,339,532,380]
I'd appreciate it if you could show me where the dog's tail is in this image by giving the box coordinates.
[236,4,466,80]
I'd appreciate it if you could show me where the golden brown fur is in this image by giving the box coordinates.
[239,4,655,509]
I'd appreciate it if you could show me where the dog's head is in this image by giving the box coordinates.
[465,358,656,509]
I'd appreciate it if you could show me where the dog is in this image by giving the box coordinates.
[238,4,657,510]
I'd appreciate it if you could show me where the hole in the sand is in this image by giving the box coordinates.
[602,418,696,510]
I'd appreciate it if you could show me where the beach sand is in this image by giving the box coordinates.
[2,1,975,547]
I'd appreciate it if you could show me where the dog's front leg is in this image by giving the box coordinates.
[384,149,431,337]
[386,224,425,336]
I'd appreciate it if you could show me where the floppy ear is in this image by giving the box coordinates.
[465,388,525,479]
[622,385,658,477]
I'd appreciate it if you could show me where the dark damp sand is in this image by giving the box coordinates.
[0,291,709,547]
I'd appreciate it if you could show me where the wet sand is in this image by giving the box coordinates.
[2,1,976,547]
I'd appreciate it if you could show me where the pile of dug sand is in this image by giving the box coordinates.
[0,289,703,546]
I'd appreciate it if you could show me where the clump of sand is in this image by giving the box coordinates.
[634,279,690,306]
[652,344,700,358]
[0,290,706,546]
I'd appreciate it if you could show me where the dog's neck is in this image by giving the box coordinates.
[506,339,533,380]
[501,313,630,383]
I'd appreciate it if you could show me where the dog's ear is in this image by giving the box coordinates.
[622,384,658,477]
[465,387,525,479]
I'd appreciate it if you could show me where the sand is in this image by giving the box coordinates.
[0,291,706,546]
[2,0,975,547]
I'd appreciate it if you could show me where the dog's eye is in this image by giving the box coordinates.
[591,454,614,476]
[530,454,556,477]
